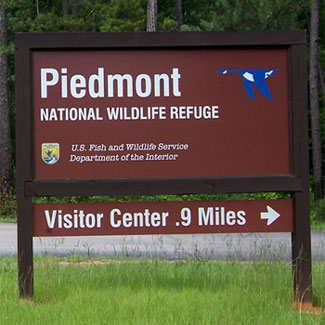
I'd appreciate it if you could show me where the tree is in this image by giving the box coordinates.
[99,0,146,32]
[309,0,323,199]
[175,0,183,30]
[62,0,69,17]
[0,0,13,201]
[62,0,81,19]
[147,0,157,31]
[72,0,79,19]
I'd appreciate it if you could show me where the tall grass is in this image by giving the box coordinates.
[0,257,323,324]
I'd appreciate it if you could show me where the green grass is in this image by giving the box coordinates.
[311,220,325,231]
[310,197,325,230]
[0,216,16,223]
[0,257,323,324]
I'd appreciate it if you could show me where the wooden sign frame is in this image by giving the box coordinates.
[16,31,311,304]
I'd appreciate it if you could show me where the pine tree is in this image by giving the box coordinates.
[175,0,183,30]
[147,0,157,31]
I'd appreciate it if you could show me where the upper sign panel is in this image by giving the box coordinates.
[33,48,289,179]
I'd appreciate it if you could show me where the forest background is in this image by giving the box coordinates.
[0,0,324,224]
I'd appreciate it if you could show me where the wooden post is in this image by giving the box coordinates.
[15,39,34,299]
[17,197,33,299]
[289,42,313,305]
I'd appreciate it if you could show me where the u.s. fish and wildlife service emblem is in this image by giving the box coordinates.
[42,143,60,165]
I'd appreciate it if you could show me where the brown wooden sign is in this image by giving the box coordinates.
[16,31,312,305]
[33,49,289,179]
[33,199,293,237]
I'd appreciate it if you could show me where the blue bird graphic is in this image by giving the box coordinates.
[45,150,53,157]
[217,68,279,100]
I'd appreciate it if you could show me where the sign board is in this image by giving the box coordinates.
[33,199,293,237]
[33,48,290,179]
[16,31,311,304]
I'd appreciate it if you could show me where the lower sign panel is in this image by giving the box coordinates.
[33,199,293,237]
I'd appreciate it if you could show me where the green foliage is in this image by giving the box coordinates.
[160,17,178,30]
[0,188,16,219]
[157,0,177,30]
[310,196,325,229]
[181,0,215,28]
[99,0,146,32]
[32,192,291,205]
[179,0,310,31]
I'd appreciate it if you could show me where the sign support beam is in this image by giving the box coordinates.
[289,43,312,304]
[292,191,312,304]
[15,42,34,299]
[17,196,34,299]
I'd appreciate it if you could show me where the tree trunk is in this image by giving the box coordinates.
[309,0,323,199]
[175,0,183,30]
[0,0,13,196]
[91,0,96,32]
[319,52,325,102]
[36,0,40,16]
[147,0,157,32]
[72,0,79,19]
[62,0,69,18]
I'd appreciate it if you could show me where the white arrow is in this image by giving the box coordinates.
[260,206,280,226]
